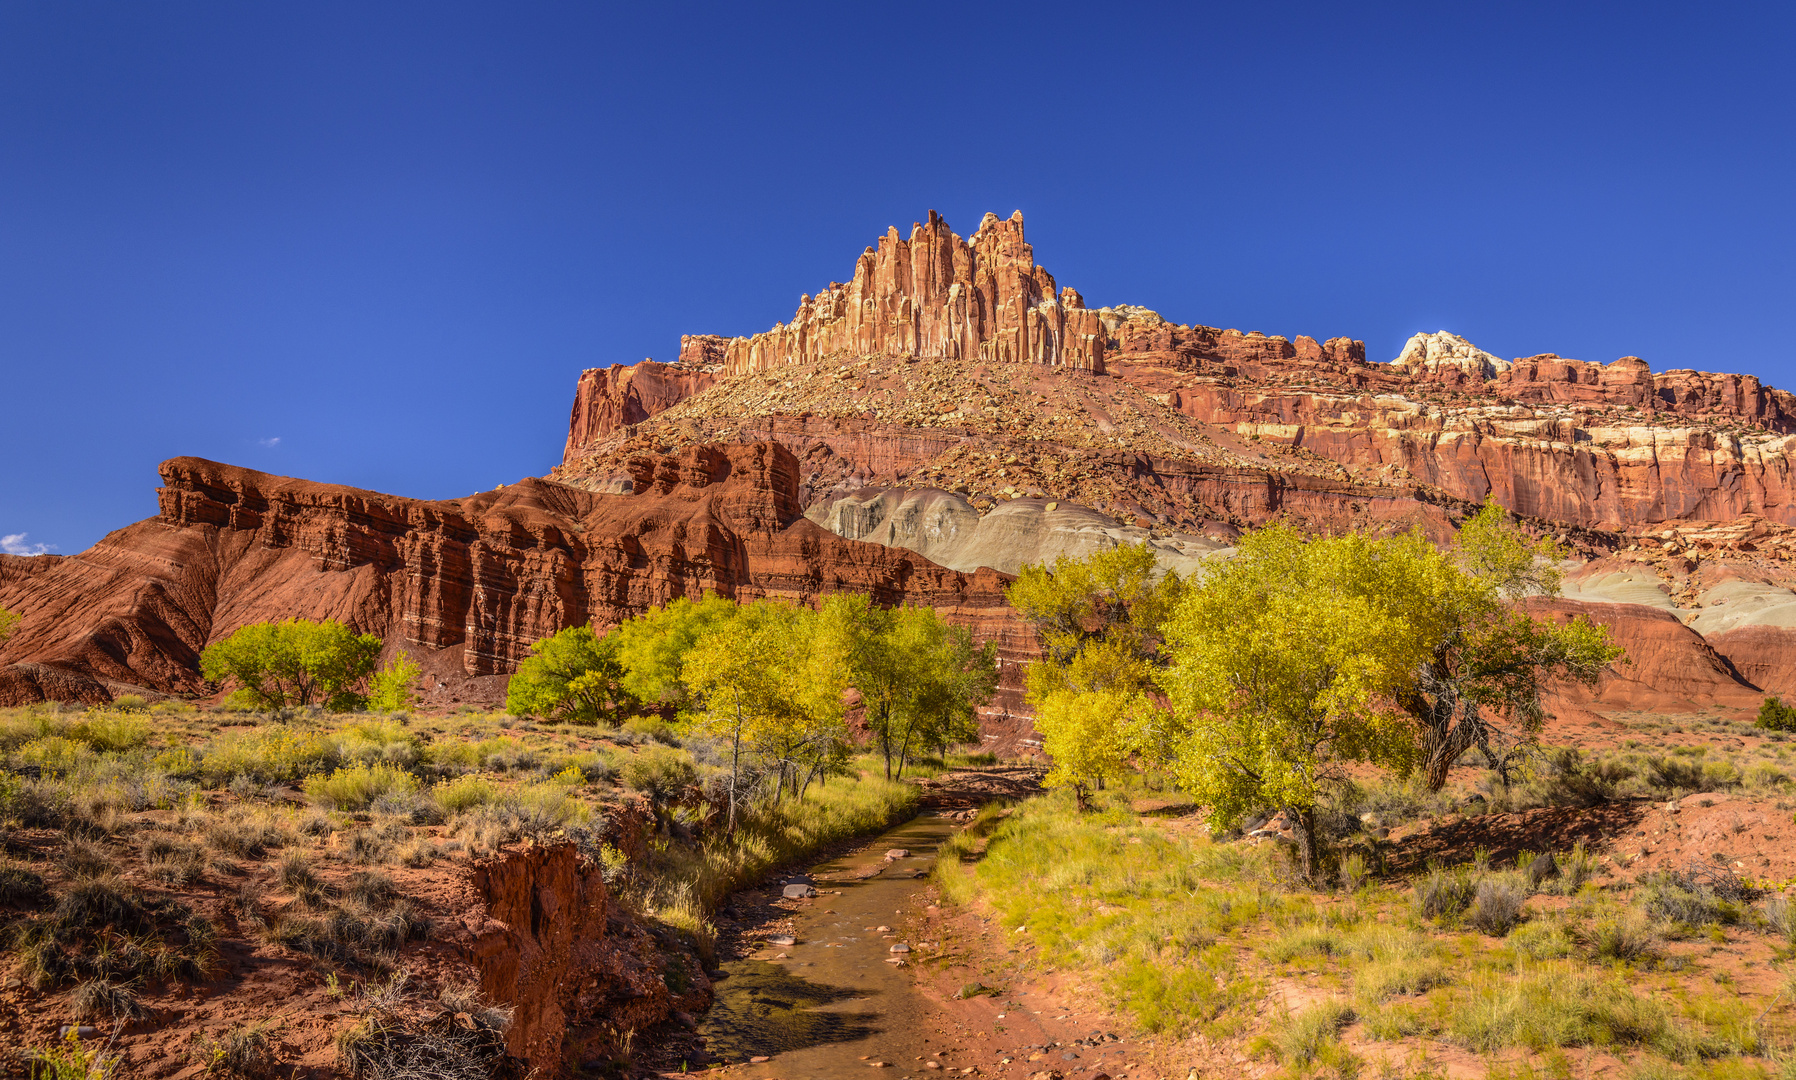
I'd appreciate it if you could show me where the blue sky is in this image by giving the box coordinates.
[3,2,1792,554]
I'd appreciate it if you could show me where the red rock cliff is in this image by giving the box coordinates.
[677,210,1106,375]
[0,444,1032,728]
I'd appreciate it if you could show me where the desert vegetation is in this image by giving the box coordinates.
[0,589,994,1074]
[913,505,1796,1079]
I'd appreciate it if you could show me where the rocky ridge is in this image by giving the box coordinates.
[0,446,1036,742]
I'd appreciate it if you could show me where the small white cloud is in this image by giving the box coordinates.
[1,533,54,556]
[258,437,281,448]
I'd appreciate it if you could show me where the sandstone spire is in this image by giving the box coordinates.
[677,210,1106,374]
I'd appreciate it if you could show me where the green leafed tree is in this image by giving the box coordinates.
[0,604,18,645]
[199,618,383,711]
[366,651,421,712]
[682,600,850,830]
[505,625,636,725]
[1157,527,1432,877]
[1394,500,1625,789]
[1008,541,1185,801]
[608,593,739,715]
[822,595,998,780]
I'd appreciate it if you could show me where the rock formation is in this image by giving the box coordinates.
[0,446,1036,741]
[675,210,1106,375]
[8,206,1796,730]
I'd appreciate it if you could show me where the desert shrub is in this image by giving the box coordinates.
[1414,865,1478,922]
[1555,842,1598,893]
[304,763,420,812]
[1701,760,1742,789]
[59,837,118,879]
[1743,760,1789,789]
[622,715,679,745]
[1645,755,1707,793]
[16,736,95,776]
[335,721,423,770]
[1640,870,1742,927]
[432,776,496,815]
[111,695,148,713]
[1591,911,1661,965]
[1757,696,1796,732]
[621,745,698,829]
[200,727,341,786]
[1338,851,1369,893]
[29,1029,113,1079]
[550,749,617,783]
[68,711,152,752]
[71,976,145,1021]
[1470,876,1529,936]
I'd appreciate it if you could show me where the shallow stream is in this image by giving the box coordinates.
[697,813,956,1077]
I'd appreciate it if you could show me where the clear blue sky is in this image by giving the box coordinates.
[4,2,1792,555]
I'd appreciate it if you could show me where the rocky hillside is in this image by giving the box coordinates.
[556,209,1796,712]
[5,207,1794,730]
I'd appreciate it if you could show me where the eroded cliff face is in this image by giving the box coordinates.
[561,213,1796,540]
[675,210,1106,375]
[0,443,1034,734]
[552,209,1796,719]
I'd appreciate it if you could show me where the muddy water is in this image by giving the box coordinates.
[698,813,955,1077]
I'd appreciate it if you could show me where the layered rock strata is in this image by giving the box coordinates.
[0,446,1036,739]
[676,210,1106,375]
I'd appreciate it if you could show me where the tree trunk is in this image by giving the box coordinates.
[1287,804,1320,881]
[727,706,743,834]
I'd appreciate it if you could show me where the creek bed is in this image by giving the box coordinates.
[696,812,956,1077]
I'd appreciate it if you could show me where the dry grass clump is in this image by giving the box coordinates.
[1414,865,1478,923]
[59,837,119,880]
[205,807,294,859]
[71,975,146,1021]
[142,835,208,886]
[9,875,217,990]
[259,869,428,969]
[1469,876,1530,936]
[203,1021,281,1079]
[276,851,321,891]
[0,857,50,907]
[336,1004,509,1080]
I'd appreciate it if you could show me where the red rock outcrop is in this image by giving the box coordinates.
[563,213,1796,537]
[677,210,1106,375]
[458,842,704,1070]
[0,445,1034,732]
